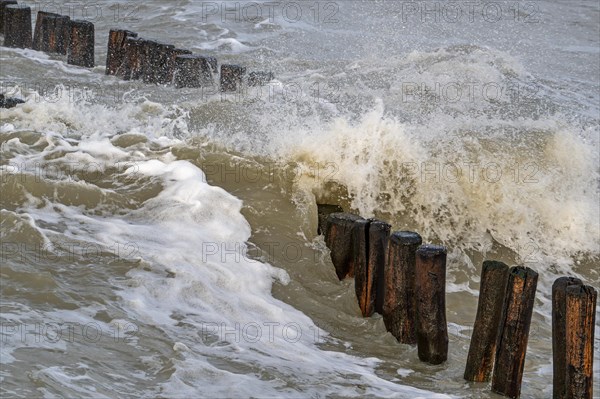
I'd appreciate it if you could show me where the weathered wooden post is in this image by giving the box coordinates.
[33,12,59,51]
[354,219,390,316]
[0,1,18,34]
[324,212,363,280]
[67,20,94,67]
[118,37,144,80]
[3,4,31,48]
[564,284,596,399]
[141,41,175,84]
[164,47,192,84]
[106,29,137,76]
[220,64,246,92]
[415,244,448,364]
[382,231,422,345]
[318,204,343,236]
[33,13,70,54]
[552,276,583,399]
[492,266,538,398]
[248,71,275,86]
[174,54,213,88]
[0,93,25,108]
[464,260,510,382]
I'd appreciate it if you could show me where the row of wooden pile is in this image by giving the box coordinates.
[0,1,274,91]
[317,204,596,399]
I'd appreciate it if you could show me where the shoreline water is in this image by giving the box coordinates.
[2,0,599,397]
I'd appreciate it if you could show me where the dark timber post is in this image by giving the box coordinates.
[492,266,538,398]
[415,244,448,364]
[67,20,94,67]
[119,37,144,80]
[353,218,370,316]
[370,220,390,315]
[0,0,18,34]
[221,64,246,92]
[33,13,70,54]
[3,5,31,48]
[382,231,422,345]
[174,54,213,88]
[354,219,390,316]
[552,277,583,399]
[324,212,363,280]
[106,29,137,75]
[164,48,192,84]
[564,284,596,399]
[464,260,510,382]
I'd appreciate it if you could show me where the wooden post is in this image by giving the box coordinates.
[153,43,177,84]
[174,54,213,88]
[0,93,25,108]
[324,213,363,280]
[354,219,390,316]
[464,260,510,382]
[118,37,144,80]
[0,0,17,34]
[33,13,70,54]
[248,71,275,86]
[3,4,31,48]
[142,41,175,84]
[317,204,343,236]
[204,56,217,73]
[220,64,246,92]
[382,231,422,345]
[552,276,583,399]
[492,266,538,398]
[415,244,448,364]
[164,47,192,84]
[67,20,94,67]
[371,221,391,315]
[565,284,596,399]
[106,29,137,76]
[33,12,59,51]
[353,218,370,316]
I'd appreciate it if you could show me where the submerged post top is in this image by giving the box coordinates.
[565,284,597,297]
[482,260,509,270]
[390,231,422,246]
[417,244,447,256]
[510,266,538,278]
[369,219,391,230]
[552,276,582,288]
[6,4,29,9]
[328,212,362,222]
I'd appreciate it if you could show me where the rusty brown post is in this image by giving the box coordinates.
[552,277,583,399]
[67,20,94,67]
[492,266,538,398]
[565,284,596,399]
[415,244,448,365]
[106,29,137,75]
[354,219,390,316]
[464,260,510,382]
[382,231,422,345]
[324,212,363,280]
[33,12,70,54]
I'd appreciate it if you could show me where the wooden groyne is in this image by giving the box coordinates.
[318,204,596,398]
[1,2,274,99]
